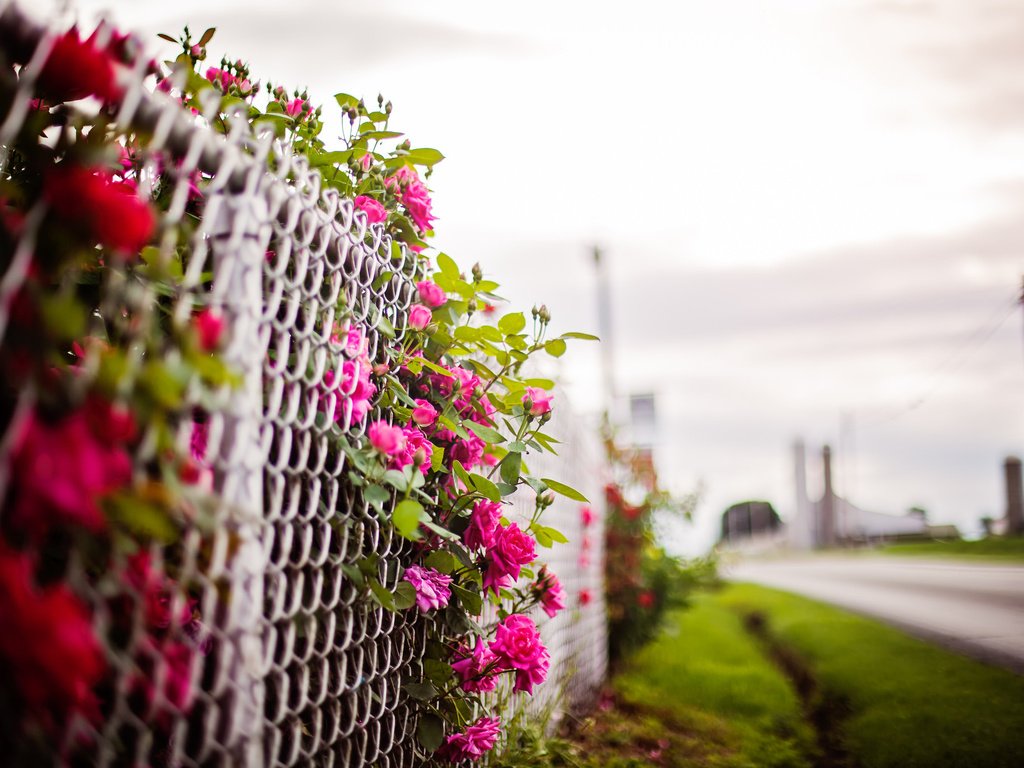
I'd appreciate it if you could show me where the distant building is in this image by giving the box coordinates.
[720,500,783,543]
[790,442,930,548]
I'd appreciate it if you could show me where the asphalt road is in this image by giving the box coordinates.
[726,554,1024,673]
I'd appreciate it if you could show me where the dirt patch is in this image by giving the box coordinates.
[742,611,856,768]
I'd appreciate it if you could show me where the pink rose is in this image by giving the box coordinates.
[410,398,438,427]
[463,499,502,552]
[390,426,434,475]
[580,505,595,527]
[359,154,373,172]
[522,386,553,416]
[284,98,307,118]
[408,304,432,330]
[436,716,501,763]
[402,565,452,613]
[416,280,447,308]
[354,195,387,224]
[450,429,486,469]
[534,565,566,619]
[450,639,499,693]
[579,588,593,606]
[11,404,132,536]
[489,614,550,695]
[483,522,536,596]
[194,307,224,351]
[368,421,406,456]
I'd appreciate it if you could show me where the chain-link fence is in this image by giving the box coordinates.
[0,3,606,766]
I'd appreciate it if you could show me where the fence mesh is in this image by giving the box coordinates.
[0,3,607,765]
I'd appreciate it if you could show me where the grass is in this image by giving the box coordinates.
[876,536,1024,562]
[720,583,1024,768]
[562,594,815,768]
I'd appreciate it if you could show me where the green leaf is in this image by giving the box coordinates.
[437,253,459,279]
[198,27,216,46]
[424,659,454,685]
[499,452,522,486]
[406,147,445,167]
[467,423,504,444]
[451,584,482,615]
[498,312,526,335]
[453,326,481,343]
[417,714,445,752]
[371,270,394,292]
[105,493,179,544]
[422,519,459,540]
[393,581,418,610]
[470,473,501,503]
[452,460,473,489]
[497,482,517,497]
[524,378,556,389]
[533,526,553,548]
[560,331,600,341]
[39,293,86,340]
[364,484,389,511]
[541,477,589,502]
[335,92,359,110]
[404,681,438,701]
[424,550,457,574]
[362,130,404,140]
[383,470,408,492]
[368,578,396,611]
[419,358,453,378]
[546,526,569,544]
[393,498,425,539]
[525,476,549,495]
[544,339,567,357]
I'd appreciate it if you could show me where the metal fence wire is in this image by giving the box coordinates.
[0,3,607,766]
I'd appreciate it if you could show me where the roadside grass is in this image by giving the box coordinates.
[563,594,815,768]
[876,536,1024,562]
[720,582,1024,768]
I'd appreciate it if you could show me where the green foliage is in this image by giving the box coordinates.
[720,583,1024,768]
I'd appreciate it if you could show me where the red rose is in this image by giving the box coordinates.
[36,29,119,103]
[45,165,155,254]
[0,546,105,728]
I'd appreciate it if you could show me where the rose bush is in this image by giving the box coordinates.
[0,18,597,765]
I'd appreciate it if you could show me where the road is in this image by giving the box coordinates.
[725,554,1024,673]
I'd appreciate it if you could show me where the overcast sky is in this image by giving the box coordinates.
[37,0,1024,553]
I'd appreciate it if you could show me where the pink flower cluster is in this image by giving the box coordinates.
[386,166,436,233]
[11,400,134,537]
[322,326,377,426]
[403,565,452,613]
[368,420,435,475]
[436,716,501,763]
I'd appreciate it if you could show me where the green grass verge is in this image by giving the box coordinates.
[876,536,1024,562]
[720,583,1024,768]
[564,594,815,768]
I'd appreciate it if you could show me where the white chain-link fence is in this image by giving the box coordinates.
[0,3,606,766]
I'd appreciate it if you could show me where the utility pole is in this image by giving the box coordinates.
[593,246,616,416]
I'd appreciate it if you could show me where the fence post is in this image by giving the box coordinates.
[208,187,271,765]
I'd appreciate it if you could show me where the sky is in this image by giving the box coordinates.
[33,0,1024,554]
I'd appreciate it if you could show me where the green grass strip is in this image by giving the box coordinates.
[611,594,816,767]
[720,583,1024,768]
[876,536,1024,562]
